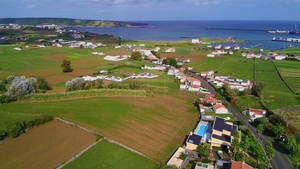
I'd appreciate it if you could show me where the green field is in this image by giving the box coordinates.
[274,60,300,94]
[0,112,42,131]
[64,140,159,169]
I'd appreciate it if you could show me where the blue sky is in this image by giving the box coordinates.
[0,0,299,21]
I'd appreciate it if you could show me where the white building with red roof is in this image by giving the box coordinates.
[213,104,229,114]
[248,108,267,120]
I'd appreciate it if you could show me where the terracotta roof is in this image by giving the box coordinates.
[231,161,253,169]
[213,104,227,110]
[249,108,266,115]
[199,104,205,109]
[205,94,215,98]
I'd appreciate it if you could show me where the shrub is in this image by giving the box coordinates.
[201,158,211,163]
[7,122,26,138]
[0,130,7,141]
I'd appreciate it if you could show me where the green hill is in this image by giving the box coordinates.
[0,17,149,27]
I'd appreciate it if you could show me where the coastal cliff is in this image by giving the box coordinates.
[0,18,149,27]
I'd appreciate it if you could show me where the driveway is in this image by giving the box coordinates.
[188,71,295,169]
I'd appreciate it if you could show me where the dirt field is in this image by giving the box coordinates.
[45,74,75,84]
[0,120,95,169]
[160,53,205,62]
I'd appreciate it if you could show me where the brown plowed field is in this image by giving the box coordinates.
[0,120,95,169]
[45,74,75,84]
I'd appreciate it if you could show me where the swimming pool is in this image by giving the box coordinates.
[196,125,207,137]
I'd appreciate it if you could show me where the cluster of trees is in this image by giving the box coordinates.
[150,51,160,59]
[162,57,179,68]
[65,78,104,91]
[252,81,265,97]
[216,84,252,105]
[0,76,52,103]
[0,115,53,141]
[285,134,300,156]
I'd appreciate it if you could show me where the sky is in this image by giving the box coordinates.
[0,0,300,21]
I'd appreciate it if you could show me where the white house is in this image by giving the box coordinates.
[192,39,201,44]
[215,44,222,49]
[248,108,267,121]
[13,47,22,51]
[212,50,227,55]
[213,104,229,114]
[207,54,215,57]
[165,48,175,53]
[275,54,288,60]
[199,104,205,113]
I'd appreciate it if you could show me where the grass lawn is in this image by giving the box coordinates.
[254,60,276,71]
[234,96,264,112]
[63,140,159,169]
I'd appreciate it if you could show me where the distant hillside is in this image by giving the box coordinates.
[0,18,149,27]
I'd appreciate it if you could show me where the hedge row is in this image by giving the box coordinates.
[24,89,147,102]
[0,115,53,141]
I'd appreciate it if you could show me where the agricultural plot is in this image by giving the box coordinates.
[263,90,300,110]
[217,55,241,76]
[274,60,300,94]
[1,94,199,163]
[254,60,276,71]
[64,140,159,169]
[231,59,254,80]
[0,112,42,131]
[0,120,95,169]
[255,71,282,82]
[188,57,227,73]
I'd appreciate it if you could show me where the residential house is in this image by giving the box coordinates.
[207,54,215,57]
[248,108,267,121]
[224,46,231,50]
[165,48,175,53]
[186,133,202,150]
[199,104,205,113]
[212,50,227,55]
[275,54,288,60]
[233,45,240,50]
[230,161,253,169]
[192,39,201,44]
[213,104,229,114]
[209,117,238,147]
[215,44,222,50]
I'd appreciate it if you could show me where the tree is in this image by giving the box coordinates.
[265,141,275,168]
[272,124,285,138]
[256,124,264,140]
[5,76,38,101]
[37,77,51,90]
[231,131,240,160]
[197,143,210,159]
[130,51,142,60]
[252,81,265,97]
[151,50,160,59]
[61,60,72,72]
[240,135,250,160]
[285,137,300,156]
[245,112,251,127]
[65,77,86,91]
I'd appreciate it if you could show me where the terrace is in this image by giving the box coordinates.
[193,121,212,143]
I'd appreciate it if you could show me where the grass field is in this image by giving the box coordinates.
[64,140,159,169]
[0,120,96,169]
[274,60,300,94]
[0,94,199,162]
[0,112,42,131]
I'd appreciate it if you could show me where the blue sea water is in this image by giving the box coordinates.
[73,20,300,50]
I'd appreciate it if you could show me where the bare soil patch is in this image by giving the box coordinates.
[0,120,95,169]
[64,69,95,76]
[44,54,69,61]
[45,74,75,84]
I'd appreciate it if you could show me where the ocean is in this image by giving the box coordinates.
[72,20,300,50]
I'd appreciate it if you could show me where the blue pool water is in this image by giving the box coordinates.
[197,125,207,137]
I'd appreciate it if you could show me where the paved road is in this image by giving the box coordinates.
[189,71,295,169]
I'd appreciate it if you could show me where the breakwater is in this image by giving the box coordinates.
[206,27,266,32]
